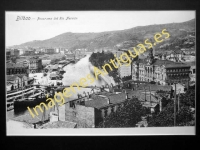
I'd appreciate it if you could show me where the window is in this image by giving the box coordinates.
[69,101,75,108]
[193,69,195,74]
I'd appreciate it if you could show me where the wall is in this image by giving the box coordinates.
[64,102,95,128]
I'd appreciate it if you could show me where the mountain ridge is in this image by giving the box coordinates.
[10,18,195,50]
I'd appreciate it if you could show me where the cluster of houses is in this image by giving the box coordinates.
[42,82,172,128]
[6,74,34,92]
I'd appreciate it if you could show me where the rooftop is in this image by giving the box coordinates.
[86,92,126,109]
[136,58,190,68]
[137,84,172,92]
[85,98,109,109]
[7,75,18,81]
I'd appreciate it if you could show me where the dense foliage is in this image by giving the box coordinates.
[97,98,150,128]
[148,88,195,127]
[89,51,120,83]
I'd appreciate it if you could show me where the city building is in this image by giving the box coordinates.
[7,75,21,90]
[56,85,129,128]
[45,48,55,54]
[7,63,28,75]
[132,48,191,86]
[18,49,24,55]
[29,57,42,73]
[118,64,131,78]
[13,49,20,57]
[181,47,195,55]
[6,49,11,60]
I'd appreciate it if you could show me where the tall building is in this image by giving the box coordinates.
[132,48,191,86]
[118,64,131,78]
[29,57,42,73]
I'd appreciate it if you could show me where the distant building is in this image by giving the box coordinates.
[6,49,11,60]
[18,49,24,55]
[132,48,191,86]
[13,49,20,57]
[55,48,60,53]
[45,48,55,54]
[24,50,35,55]
[7,63,28,75]
[118,64,131,78]
[181,47,195,55]
[7,75,21,90]
[29,57,42,73]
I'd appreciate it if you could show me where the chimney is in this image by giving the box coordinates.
[126,93,129,100]
[107,98,110,104]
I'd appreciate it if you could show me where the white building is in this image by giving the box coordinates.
[118,64,131,78]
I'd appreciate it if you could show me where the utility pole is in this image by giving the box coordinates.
[178,89,180,112]
[149,86,151,106]
[174,83,176,126]
[144,87,146,101]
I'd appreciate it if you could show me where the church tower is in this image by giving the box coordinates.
[147,48,154,65]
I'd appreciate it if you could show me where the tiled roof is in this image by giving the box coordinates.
[125,89,140,98]
[138,93,158,103]
[108,93,126,104]
[85,98,109,109]
[6,63,15,68]
[7,75,18,81]
[153,60,190,68]
[7,63,26,68]
[174,49,183,54]
[184,61,195,67]
[137,84,172,92]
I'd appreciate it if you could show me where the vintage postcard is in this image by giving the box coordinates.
[6,11,195,135]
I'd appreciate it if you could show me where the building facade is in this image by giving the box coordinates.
[29,57,42,73]
[7,63,28,75]
[132,48,191,86]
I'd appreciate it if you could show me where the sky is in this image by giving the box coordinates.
[6,11,195,47]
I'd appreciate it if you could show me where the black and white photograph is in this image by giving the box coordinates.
[5,11,196,135]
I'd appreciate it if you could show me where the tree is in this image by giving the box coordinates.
[97,98,150,128]
[148,88,195,127]
[89,52,120,82]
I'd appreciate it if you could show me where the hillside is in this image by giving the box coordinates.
[11,19,195,51]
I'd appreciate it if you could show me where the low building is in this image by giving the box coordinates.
[49,73,58,80]
[7,63,28,75]
[56,86,128,128]
[7,75,21,90]
[45,48,55,54]
[16,74,28,87]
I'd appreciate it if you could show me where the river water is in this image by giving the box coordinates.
[7,54,115,122]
